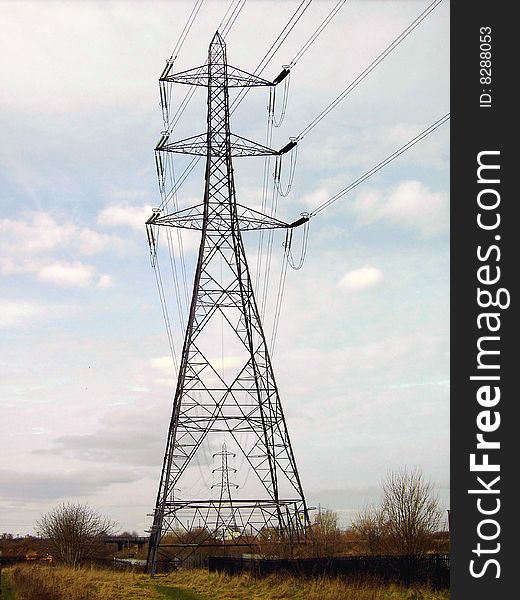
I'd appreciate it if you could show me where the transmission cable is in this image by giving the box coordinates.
[164,152,190,317]
[160,0,205,126]
[310,112,450,217]
[269,235,290,357]
[152,240,179,374]
[169,0,205,62]
[157,155,200,211]
[296,0,444,141]
[217,0,238,33]
[162,0,246,132]
[221,0,247,38]
[161,0,315,195]
[253,0,349,325]
[230,0,314,113]
[289,0,349,67]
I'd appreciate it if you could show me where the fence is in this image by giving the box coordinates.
[208,554,450,589]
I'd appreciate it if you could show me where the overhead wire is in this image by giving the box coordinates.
[162,0,247,134]
[217,0,238,33]
[310,112,450,217]
[268,215,309,355]
[266,0,444,344]
[160,0,320,213]
[162,0,206,125]
[251,0,314,325]
[166,151,191,308]
[169,0,205,62]
[164,152,190,322]
[152,0,254,387]
[295,0,444,141]
[286,218,310,270]
[289,0,349,67]
[230,0,314,113]
[252,0,348,338]
[253,106,275,304]
[149,0,448,509]
[154,1,252,494]
[221,0,247,38]
[274,143,298,197]
[158,156,200,212]
[271,75,290,128]
[152,240,179,374]
[156,0,250,218]
[269,232,290,357]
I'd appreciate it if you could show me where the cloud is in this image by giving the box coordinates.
[337,266,383,291]
[300,187,331,211]
[349,180,449,236]
[155,377,176,387]
[0,468,139,501]
[0,211,119,257]
[38,261,95,288]
[150,355,175,376]
[38,407,170,468]
[0,298,78,329]
[0,299,43,328]
[97,273,113,289]
[208,355,245,371]
[97,204,153,231]
[0,211,120,288]
[76,228,116,255]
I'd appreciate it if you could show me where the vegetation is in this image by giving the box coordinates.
[3,466,447,598]
[382,468,442,555]
[6,565,448,600]
[351,467,444,555]
[164,568,449,600]
[36,503,118,567]
[311,508,343,557]
[0,568,17,600]
[9,565,159,600]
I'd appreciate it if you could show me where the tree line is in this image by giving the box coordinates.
[29,466,447,567]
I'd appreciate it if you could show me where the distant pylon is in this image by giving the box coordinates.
[212,443,239,541]
[146,32,309,575]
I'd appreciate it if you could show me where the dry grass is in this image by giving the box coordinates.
[9,564,160,600]
[8,564,449,600]
[163,568,450,600]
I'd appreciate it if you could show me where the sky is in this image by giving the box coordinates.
[0,0,449,536]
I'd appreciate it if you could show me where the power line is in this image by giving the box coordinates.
[290,0,349,67]
[230,0,314,113]
[296,0,444,141]
[161,0,244,131]
[221,0,247,38]
[217,0,238,33]
[310,112,450,217]
[169,0,205,61]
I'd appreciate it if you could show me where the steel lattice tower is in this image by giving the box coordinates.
[146,32,309,574]
[211,443,239,541]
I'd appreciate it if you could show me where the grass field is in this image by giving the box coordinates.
[1,568,17,600]
[6,564,449,600]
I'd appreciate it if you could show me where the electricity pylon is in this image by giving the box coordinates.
[211,443,239,542]
[146,32,309,575]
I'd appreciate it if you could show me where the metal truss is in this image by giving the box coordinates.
[156,132,279,157]
[147,203,289,232]
[147,32,309,575]
[160,62,273,88]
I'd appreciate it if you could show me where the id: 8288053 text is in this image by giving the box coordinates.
[480,26,492,108]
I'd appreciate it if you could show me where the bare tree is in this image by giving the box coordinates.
[36,503,117,567]
[350,505,387,554]
[381,467,441,554]
[312,508,341,557]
